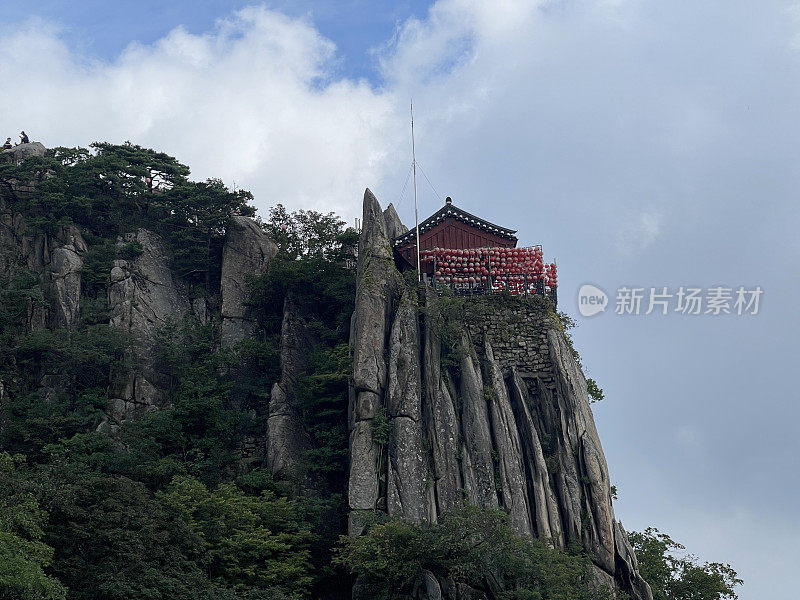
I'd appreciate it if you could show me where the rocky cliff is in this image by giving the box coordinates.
[0,197,277,426]
[349,189,653,600]
[0,142,655,599]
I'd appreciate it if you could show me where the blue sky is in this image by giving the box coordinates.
[0,0,429,81]
[2,2,799,599]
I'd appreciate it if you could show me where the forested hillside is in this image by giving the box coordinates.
[0,144,740,600]
[0,143,357,599]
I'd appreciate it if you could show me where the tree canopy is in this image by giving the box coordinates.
[628,528,742,600]
[337,505,612,600]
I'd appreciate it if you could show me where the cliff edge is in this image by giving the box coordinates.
[348,188,653,600]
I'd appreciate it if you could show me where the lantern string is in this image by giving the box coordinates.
[397,162,413,206]
[415,160,443,203]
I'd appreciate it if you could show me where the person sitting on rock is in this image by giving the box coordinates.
[19,131,29,144]
[2,138,11,150]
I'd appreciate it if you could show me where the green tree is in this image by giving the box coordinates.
[1,143,363,600]
[628,527,742,600]
[262,204,355,262]
[336,504,608,600]
[159,475,314,596]
[34,464,210,600]
[0,453,67,600]
[88,141,190,214]
[1,327,126,458]
[162,178,255,289]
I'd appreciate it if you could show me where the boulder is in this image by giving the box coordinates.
[1,141,46,163]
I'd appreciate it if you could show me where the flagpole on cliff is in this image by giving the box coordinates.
[411,100,421,282]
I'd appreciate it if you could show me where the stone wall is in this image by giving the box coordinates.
[462,297,556,388]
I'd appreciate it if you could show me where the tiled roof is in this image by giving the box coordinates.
[393,202,517,246]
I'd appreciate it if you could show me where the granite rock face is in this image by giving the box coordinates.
[0,202,87,331]
[48,225,87,329]
[348,189,405,531]
[107,229,190,421]
[348,190,653,600]
[266,295,317,478]
[220,215,278,346]
[383,202,408,241]
[385,289,429,524]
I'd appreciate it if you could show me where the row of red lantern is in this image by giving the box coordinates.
[435,266,554,280]
[416,247,558,288]
[420,247,544,262]
[438,275,490,284]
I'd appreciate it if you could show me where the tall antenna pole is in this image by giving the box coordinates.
[411,100,421,282]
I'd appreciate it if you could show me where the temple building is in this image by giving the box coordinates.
[392,197,558,304]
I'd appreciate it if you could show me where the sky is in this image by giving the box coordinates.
[2,1,799,598]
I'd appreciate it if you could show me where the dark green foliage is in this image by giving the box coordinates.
[35,465,209,600]
[297,344,351,481]
[0,269,46,335]
[262,204,355,262]
[2,143,183,237]
[158,475,313,595]
[628,528,742,600]
[425,287,467,369]
[248,254,355,344]
[586,378,604,403]
[78,237,115,300]
[89,317,265,489]
[0,453,67,600]
[336,504,610,600]
[117,239,143,260]
[15,326,127,391]
[2,143,254,296]
[160,178,255,288]
[0,389,108,460]
[1,326,126,458]
[247,207,356,598]
[370,405,392,447]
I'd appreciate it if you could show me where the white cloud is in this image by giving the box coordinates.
[0,7,400,220]
[614,208,664,255]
